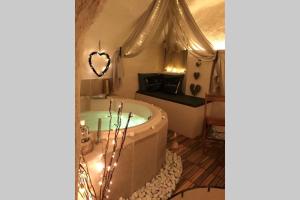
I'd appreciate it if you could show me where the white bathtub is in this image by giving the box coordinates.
[80,97,168,199]
[80,97,165,138]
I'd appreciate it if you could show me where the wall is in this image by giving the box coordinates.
[185,51,225,123]
[187,0,225,49]
[184,50,225,98]
[77,0,164,99]
[185,55,214,98]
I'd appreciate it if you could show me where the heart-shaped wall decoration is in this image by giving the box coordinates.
[195,60,201,67]
[88,51,111,77]
[194,72,200,80]
[190,84,201,96]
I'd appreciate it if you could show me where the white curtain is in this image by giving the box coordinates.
[209,50,225,95]
[112,0,217,91]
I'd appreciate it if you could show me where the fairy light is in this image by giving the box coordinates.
[80,120,86,126]
[95,161,104,172]
[77,100,133,200]
[165,66,186,73]
[78,156,97,200]
[79,187,85,194]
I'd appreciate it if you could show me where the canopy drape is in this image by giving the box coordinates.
[112,0,217,91]
[209,50,225,95]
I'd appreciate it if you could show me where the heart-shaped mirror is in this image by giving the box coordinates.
[88,51,111,77]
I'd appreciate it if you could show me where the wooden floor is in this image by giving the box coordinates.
[167,130,225,194]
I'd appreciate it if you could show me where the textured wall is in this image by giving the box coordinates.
[77,0,164,99]
[187,0,225,49]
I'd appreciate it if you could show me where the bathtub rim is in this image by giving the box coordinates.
[80,97,168,138]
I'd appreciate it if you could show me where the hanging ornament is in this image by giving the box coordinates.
[190,84,201,96]
[193,72,200,80]
[88,51,111,77]
[88,40,111,77]
[195,59,202,67]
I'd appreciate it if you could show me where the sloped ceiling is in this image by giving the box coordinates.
[76,0,225,49]
[186,0,225,49]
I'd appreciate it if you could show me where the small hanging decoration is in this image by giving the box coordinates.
[88,40,111,78]
[195,59,201,67]
[88,52,111,77]
[193,72,200,80]
[190,84,201,96]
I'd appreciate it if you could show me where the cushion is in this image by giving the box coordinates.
[136,90,205,107]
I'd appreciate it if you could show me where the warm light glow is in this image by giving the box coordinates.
[212,40,225,50]
[190,42,205,51]
[95,161,104,172]
[112,140,115,145]
[114,162,117,167]
[165,66,186,73]
[99,181,103,186]
[80,120,85,126]
[107,166,111,171]
[79,187,85,194]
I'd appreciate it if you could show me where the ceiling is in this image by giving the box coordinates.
[87,0,225,49]
[186,0,225,49]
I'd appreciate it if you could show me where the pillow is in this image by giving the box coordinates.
[162,74,184,95]
[138,73,163,92]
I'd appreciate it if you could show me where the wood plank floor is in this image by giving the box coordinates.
[167,130,225,194]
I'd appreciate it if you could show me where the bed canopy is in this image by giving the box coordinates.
[109,0,222,94]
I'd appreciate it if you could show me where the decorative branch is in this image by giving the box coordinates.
[78,99,132,200]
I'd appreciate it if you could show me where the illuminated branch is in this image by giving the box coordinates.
[78,99,132,200]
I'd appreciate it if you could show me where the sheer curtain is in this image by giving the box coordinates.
[111,0,217,91]
[209,50,225,95]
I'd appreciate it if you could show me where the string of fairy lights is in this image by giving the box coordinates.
[78,99,133,200]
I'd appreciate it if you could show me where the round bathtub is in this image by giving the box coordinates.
[80,97,164,138]
[80,97,168,199]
